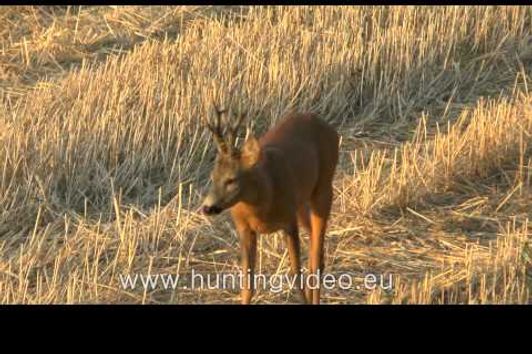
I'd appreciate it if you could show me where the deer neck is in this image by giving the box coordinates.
[240,165,273,216]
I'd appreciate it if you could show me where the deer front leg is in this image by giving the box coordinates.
[238,226,257,304]
[284,222,307,304]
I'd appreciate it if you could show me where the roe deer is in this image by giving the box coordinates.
[201,104,339,304]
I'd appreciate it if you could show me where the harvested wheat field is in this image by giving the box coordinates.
[0,6,531,304]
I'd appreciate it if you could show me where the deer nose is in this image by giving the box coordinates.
[201,205,222,215]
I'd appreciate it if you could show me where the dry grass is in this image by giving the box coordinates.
[0,6,531,304]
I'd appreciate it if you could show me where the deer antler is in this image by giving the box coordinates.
[227,110,246,150]
[205,100,247,154]
[205,101,229,153]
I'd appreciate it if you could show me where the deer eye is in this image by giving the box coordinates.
[225,178,237,186]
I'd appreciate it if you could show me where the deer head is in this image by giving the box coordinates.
[201,103,261,215]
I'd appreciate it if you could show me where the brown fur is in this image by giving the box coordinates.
[202,112,339,304]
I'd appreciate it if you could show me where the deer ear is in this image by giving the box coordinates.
[240,135,261,169]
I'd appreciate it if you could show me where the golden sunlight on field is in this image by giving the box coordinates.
[0,6,530,303]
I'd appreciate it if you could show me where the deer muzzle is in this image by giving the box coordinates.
[201,204,223,215]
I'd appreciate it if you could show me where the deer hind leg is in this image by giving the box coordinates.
[284,221,307,304]
[306,184,333,304]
